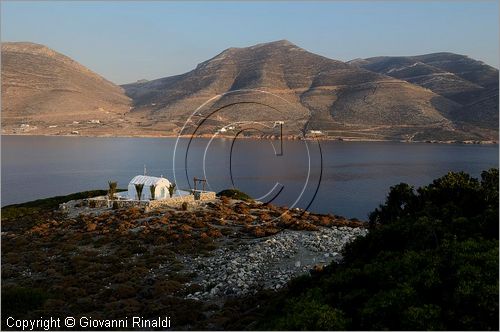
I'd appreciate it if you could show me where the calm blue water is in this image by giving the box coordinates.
[1,136,498,219]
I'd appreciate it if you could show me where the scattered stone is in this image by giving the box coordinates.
[184,226,368,300]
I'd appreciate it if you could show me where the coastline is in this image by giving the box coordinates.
[1,133,498,145]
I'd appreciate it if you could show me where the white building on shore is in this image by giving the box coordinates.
[127,175,171,200]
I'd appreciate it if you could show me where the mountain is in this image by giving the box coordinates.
[2,41,497,141]
[123,40,496,141]
[1,42,131,135]
[348,53,499,130]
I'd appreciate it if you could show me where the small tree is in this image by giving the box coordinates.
[108,181,117,200]
[134,183,144,201]
[168,183,177,198]
[150,184,156,200]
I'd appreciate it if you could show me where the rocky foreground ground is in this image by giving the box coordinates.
[2,195,367,329]
[184,226,366,301]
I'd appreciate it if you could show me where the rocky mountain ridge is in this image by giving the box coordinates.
[348,52,499,130]
[2,41,498,142]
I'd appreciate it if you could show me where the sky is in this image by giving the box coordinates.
[2,1,499,84]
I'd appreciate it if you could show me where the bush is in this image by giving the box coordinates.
[2,287,49,317]
[261,169,499,330]
[272,293,350,330]
[217,189,252,201]
[154,280,183,295]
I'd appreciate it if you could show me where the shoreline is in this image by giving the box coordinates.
[1,133,498,145]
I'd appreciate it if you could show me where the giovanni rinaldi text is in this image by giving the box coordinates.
[6,316,172,330]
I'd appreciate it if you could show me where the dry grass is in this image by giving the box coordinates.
[1,195,366,329]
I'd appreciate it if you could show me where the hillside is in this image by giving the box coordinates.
[1,42,132,135]
[124,40,482,141]
[348,53,499,130]
[1,190,365,330]
[1,170,497,330]
[1,41,497,141]
[259,169,499,330]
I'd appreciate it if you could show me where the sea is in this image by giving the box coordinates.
[2,135,498,219]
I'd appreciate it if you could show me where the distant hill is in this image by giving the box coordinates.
[1,42,131,135]
[348,53,499,130]
[123,41,496,141]
[2,41,497,141]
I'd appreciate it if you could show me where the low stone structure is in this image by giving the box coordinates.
[146,195,195,210]
[82,190,215,211]
[86,198,149,209]
[194,190,216,201]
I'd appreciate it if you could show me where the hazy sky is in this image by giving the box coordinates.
[2,1,499,84]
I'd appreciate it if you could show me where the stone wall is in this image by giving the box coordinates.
[199,191,216,200]
[83,191,215,211]
[146,195,195,210]
[193,190,216,200]
[85,197,149,209]
[86,198,109,208]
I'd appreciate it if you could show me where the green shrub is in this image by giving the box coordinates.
[168,183,177,198]
[108,181,118,200]
[261,169,499,330]
[217,189,252,201]
[271,290,350,330]
[134,183,144,200]
[1,287,49,317]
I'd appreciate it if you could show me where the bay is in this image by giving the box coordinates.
[1,135,497,219]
